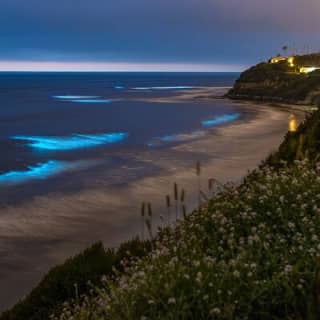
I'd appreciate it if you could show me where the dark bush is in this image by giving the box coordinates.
[0,239,151,320]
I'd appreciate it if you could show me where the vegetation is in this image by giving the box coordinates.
[54,158,320,320]
[3,63,320,319]
[0,240,151,320]
[228,55,320,104]
[295,53,320,68]
[49,110,320,319]
[267,110,320,165]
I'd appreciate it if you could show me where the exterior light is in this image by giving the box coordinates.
[289,114,297,132]
[288,57,294,67]
[300,66,319,74]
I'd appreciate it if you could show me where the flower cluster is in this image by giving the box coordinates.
[54,160,320,320]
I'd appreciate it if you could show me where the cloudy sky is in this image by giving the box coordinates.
[0,0,319,71]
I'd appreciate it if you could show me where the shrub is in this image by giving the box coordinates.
[54,160,320,320]
[0,240,151,320]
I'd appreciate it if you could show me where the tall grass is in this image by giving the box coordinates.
[55,159,320,320]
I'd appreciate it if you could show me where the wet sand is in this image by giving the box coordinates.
[0,100,306,311]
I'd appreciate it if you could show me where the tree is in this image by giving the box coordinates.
[282,45,288,56]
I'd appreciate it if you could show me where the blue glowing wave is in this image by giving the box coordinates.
[0,160,93,185]
[11,133,128,151]
[148,114,240,147]
[132,86,194,91]
[148,131,205,147]
[53,95,100,100]
[114,86,125,90]
[202,113,240,127]
[53,96,112,104]
[70,99,112,104]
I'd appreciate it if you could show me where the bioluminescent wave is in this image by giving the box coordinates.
[53,95,100,100]
[132,86,194,90]
[148,131,205,147]
[11,133,128,151]
[148,114,240,147]
[70,99,112,104]
[202,113,240,127]
[0,160,94,185]
[114,86,125,90]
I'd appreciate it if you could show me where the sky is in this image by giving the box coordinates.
[0,0,320,72]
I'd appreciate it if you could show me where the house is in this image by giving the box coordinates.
[269,56,287,64]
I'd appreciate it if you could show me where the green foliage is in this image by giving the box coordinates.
[228,55,320,103]
[51,105,320,320]
[55,160,320,319]
[295,54,320,68]
[0,240,151,320]
[267,110,320,165]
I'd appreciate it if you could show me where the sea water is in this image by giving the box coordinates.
[0,72,240,195]
[0,72,256,310]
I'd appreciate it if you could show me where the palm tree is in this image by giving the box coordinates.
[282,45,288,56]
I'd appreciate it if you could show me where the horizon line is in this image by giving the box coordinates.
[0,61,246,73]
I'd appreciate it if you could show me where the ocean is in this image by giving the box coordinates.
[0,72,240,202]
[0,72,299,310]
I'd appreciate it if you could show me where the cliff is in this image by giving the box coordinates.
[228,54,320,106]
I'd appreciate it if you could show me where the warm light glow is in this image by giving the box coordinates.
[270,56,286,64]
[288,57,294,67]
[299,66,320,74]
[289,114,297,132]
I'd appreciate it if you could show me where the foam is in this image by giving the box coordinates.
[0,160,93,185]
[132,86,194,90]
[11,133,128,151]
[202,113,240,127]
[70,99,112,104]
[53,95,100,100]
[148,131,205,146]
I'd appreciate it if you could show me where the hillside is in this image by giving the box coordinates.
[54,117,320,319]
[12,109,320,320]
[228,53,320,105]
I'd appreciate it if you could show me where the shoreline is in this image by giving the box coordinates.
[228,97,316,113]
[0,99,306,312]
[196,88,316,113]
[139,86,317,114]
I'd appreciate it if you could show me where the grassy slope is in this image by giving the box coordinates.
[56,162,320,320]
[52,111,320,320]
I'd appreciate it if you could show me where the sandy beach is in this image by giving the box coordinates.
[0,99,304,308]
[0,95,307,311]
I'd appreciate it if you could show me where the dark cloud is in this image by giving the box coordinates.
[0,0,319,67]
